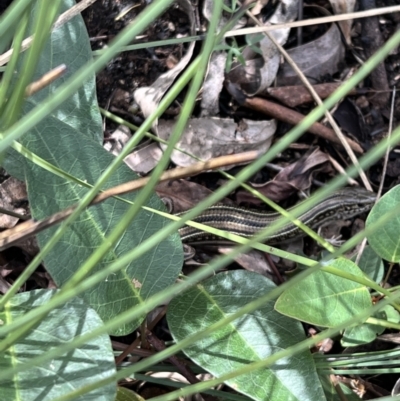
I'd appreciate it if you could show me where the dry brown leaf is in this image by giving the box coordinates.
[218,248,275,281]
[265,83,347,108]
[132,0,196,132]
[277,19,345,86]
[103,125,131,157]
[236,147,331,204]
[124,143,163,174]
[329,0,356,45]
[158,117,275,167]
[200,0,247,116]
[0,177,28,229]
[226,0,298,96]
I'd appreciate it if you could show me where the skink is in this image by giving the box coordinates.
[178,187,376,244]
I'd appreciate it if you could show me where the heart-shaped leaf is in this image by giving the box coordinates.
[353,245,383,284]
[0,289,116,401]
[4,0,183,335]
[167,270,324,401]
[275,258,371,327]
[366,185,400,262]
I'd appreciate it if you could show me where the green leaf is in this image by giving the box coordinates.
[0,289,116,401]
[275,258,372,327]
[341,305,400,347]
[319,374,361,401]
[116,387,145,401]
[4,0,102,180]
[4,0,183,335]
[342,305,400,347]
[354,246,384,283]
[380,304,400,323]
[366,185,400,262]
[167,270,325,401]
[341,321,382,347]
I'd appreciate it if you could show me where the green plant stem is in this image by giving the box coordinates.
[2,0,62,129]
[0,0,32,54]
[319,368,400,375]
[315,348,400,366]
[92,35,206,56]
[0,6,30,113]
[366,316,400,330]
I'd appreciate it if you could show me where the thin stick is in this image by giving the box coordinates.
[245,9,371,190]
[25,64,67,96]
[243,97,364,153]
[225,6,400,38]
[0,150,260,250]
